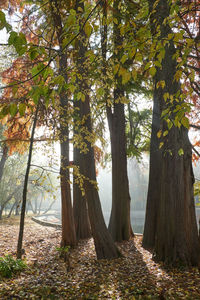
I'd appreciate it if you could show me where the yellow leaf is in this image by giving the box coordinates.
[157,130,162,138]
[84,23,92,37]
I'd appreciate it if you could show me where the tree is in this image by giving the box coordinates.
[73,0,120,259]
[143,0,200,266]
[49,0,77,248]
[101,0,132,242]
[17,102,39,258]
[73,146,91,240]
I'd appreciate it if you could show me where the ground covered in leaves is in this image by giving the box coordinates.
[0,217,200,299]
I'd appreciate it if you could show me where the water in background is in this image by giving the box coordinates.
[98,156,200,234]
[98,157,149,234]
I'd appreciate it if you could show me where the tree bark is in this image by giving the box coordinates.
[74,0,121,259]
[0,144,8,182]
[106,0,132,241]
[73,146,91,240]
[155,126,200,265]
[50,0,77,248]
[142,81,162,249]
[17,103,39,259]
[108,95,132,241]
[144,0,200,266]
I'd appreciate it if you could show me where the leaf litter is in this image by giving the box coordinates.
[0,217,200,299]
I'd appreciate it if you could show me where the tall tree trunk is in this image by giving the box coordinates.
[60,133,76,247]
[142,80,162,249]
[17,103,39,259]
[74,0,121,259]
[105,0,132,241]
[108,96,132,241]
[145,0,200,266]
[50,0,77,247]
[73,146,91,240]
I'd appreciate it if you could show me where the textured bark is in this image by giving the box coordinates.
[155,127,200,265]
[50,0,76,247]
[102,0,132,241]
[60,137,76,247]
[142,82,162,249]
[108,96,132,241]
[77,97,121,259]
[74,0,121,259]
[144,0,200,266]
[73,146,91,240]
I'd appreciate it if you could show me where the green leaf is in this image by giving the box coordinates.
[19,103,26,116]
[163,93,169,101]
[69,85,76,93]
[167,120,173,129]
[9,103,18,117]
[43,67,53,81]
[121,54,128,64]
[144,62,151,71]
[84,23,92,37]
[0,11,6,30]
[129,47,136,59]
[77,92,82,101]
[29,48,39,60]
[121,70,131,85]
[0,106,9,119]
[157,48,165,62]
[97,87,104,96]
[161,108,169,118]
[135,52,143,62]
[8,32,27,55]
[181,116,189,129]
[178,148,184,156]
[8,31,18,45]
[149,66,156,77]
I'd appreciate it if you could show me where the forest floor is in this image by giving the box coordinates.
[0,217,200,300]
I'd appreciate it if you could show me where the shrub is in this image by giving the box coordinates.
[0,254,27,278]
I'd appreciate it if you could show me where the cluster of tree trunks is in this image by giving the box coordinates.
[1,0,199,267]
[143,0,200,266]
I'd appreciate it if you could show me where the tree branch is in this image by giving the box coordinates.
[0,0,104,91]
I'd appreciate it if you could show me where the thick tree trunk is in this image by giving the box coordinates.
[142,87,162,249]
[78,98,121,259]
[108,96,132,241]
[74,0,121,259]
[144,0,200,266]
[101,0,132,241]
[73,146,91,240]
[155,127,200,265]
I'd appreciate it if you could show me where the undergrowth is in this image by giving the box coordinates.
[0,254,26,278]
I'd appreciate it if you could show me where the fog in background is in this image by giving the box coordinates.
[31,143,200,234]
